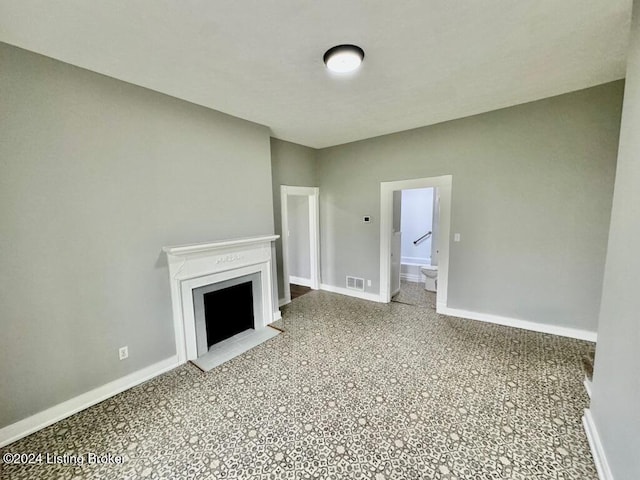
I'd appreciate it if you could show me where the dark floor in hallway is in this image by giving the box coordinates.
[290,283,312,300]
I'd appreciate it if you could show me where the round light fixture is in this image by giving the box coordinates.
[323,44,365,74]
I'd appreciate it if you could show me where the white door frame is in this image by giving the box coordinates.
[280,186,320,304]
[379,175,452,310]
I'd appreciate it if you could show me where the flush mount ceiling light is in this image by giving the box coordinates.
[323,44,365,74]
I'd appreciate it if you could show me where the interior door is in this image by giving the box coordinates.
[390,190,402,296]
[431,188,440,266]
[286,195,311,286]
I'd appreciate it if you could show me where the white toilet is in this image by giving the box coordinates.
[420,265,438,292]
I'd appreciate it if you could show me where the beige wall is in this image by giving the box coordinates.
[317,82,623,332]
[0,43,274,427]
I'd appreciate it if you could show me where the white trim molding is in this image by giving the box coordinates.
[280,186,321,305]
[278,297,290,307]
[289,275,312,287]
[380,175,452,305]
[583,409,615,480]
[0,355,179,448]
[584,378,593,398]
[320,283,383,303]
[437,305,597,342]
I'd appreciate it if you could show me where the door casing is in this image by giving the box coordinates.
[379,175,452,308]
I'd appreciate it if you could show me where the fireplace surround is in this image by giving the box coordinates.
[163,235,280,364]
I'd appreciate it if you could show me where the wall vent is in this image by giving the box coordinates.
[346,276,365,291]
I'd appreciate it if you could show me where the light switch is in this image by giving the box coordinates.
[454,233,461,242]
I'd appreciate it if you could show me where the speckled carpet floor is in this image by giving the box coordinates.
[1,291,596,479]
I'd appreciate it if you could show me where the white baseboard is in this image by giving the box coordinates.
[320,283,383,303]
[278,297,290,307]
[583,409,614,480]
[436,304,597,342]
[400,273,423,283]
[584,378,592,398]
[0,355,180,448]
[272,310,282,321]
[289,276,311,287]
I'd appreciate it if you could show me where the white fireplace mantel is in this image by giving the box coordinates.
[163,234,280,364]
[162,235,279,257]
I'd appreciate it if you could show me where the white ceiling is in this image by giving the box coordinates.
[0,1,632,148]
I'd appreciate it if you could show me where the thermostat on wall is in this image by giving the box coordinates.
[363,216,372,223]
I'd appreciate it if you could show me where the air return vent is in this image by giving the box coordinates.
[346,276,365,291]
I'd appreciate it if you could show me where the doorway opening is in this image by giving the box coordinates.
[379,175,452,310]
[389,187,438,308]
[280,185,320,304]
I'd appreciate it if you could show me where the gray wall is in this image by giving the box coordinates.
[0,43,274,428]
[270,138,318,299]
[287,195,311,280]
[317,82,623,332]
[590,1,640,477]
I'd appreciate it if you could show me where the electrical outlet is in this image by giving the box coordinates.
[367,279,372,287]
[119,346,129,360]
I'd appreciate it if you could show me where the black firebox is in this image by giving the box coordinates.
[203,281,254,347]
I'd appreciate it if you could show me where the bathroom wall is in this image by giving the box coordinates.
[400,188,434,264]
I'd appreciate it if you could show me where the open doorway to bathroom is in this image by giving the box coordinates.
[391,187,439,309]
[379,175,452,311]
